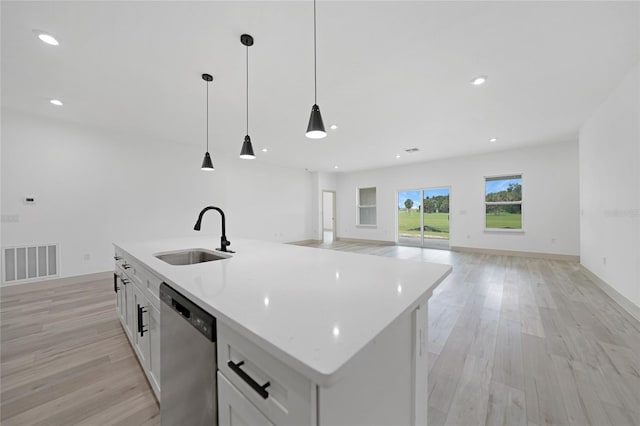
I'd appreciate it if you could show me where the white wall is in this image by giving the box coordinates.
[579,63,640,309]
[335,141,580,256]
[1,109,313,282]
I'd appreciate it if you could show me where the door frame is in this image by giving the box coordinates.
[396,186,452,249]
[322,190,336,242]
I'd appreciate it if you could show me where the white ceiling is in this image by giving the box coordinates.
[2,1,639,172]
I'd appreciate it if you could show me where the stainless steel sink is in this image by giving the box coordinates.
[154,249,230,265]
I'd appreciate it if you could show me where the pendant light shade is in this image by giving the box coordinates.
[240,135,255,159]
[201,73,215,171]
[240,34,256,159]
[306,104,326,139]
[306,0,327,139]
[201,151,214,170]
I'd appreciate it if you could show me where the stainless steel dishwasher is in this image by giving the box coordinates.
[160,282,217,425]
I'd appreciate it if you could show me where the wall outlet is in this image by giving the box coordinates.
[603,256,607,265]
[83,253,91,261]
[467,234,471,239]
[551,238,556,244]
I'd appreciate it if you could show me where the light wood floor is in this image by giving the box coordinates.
[1,241,639,426]
[297,240,640,426]
[0,277,160,425]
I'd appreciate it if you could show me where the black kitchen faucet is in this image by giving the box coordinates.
[194,206,233,252]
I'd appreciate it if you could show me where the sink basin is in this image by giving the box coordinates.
[154,249,230,265]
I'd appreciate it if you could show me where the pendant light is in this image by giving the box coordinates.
[240,34,256,159]
[306,0,326,139]
[201,73,215,171]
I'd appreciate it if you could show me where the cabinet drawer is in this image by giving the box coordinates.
[119,254,161,309]
[217,322,313,426]
[218,372,274,426]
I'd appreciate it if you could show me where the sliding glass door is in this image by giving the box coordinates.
[397,187,450,249]
[398,190,422,246]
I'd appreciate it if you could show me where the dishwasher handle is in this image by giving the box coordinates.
[172,299,191,319]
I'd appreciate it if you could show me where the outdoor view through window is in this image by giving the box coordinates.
[485,175,523,230]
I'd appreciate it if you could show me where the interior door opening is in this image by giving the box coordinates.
[322,191,336,243]
[397,187,450,249]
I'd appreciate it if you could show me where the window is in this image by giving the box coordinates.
[485,174,523,230]
[357,187,377,226]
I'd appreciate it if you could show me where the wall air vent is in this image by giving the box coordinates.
[2,244,59,284]
[404,148,420,153]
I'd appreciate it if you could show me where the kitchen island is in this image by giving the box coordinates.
[113,237,451,425]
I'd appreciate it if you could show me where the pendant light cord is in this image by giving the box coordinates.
[206,80,209,152]
[313,0,317,104]
[246,44,249,135]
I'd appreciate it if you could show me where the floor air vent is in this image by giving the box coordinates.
[2,244,59,284]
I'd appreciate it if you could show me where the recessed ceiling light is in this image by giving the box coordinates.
[395,154,401,159]
[36,32,59,46]
[471,75,487,86]
[262,148,268,152]
[330,124,338,130]
[49,99,63,106]
[489,137,497,142]
[334,165,339,169]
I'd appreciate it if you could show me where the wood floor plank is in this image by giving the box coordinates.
[492,318,524,391]
[551,355,609,426]
[444,354,493,426]
[485,381,526,426]
[521,333,570,426]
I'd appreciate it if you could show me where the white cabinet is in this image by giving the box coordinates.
[115,274,126,326]
[115,272,134,338]
[114,250,161,401]
[147,303,161,394]
[124,277,134,337]
[218,372,274,426]
[132,284,149,367]
[216,302,428,426]
[217,322,313,426]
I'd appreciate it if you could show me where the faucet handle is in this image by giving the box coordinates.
[218,237,231,252]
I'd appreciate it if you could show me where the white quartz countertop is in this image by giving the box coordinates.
[114,237,451,386]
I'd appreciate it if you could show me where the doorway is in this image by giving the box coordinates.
[322,191,336,243]
[397,187,450,249]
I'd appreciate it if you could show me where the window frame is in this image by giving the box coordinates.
[483,173,524,233]
[356,186,377,227]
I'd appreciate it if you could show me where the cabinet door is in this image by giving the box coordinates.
[132,285,150,368]
[147,303,161,396]
[115,275,124,322]
[218,372,274,426]
[124,279,135,337]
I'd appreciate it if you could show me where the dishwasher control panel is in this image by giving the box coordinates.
[160,282,216,342]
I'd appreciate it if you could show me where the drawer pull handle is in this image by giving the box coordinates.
[227,360,270,399]
[137,304,148,337]
[121,278,130,285]
[114,256,122,261]
[122,263,131,270]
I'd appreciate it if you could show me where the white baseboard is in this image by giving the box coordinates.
[335,237,395,246]
[287,239,322,245]
[0,271,112,289]
[580,266,640,322]
[450,245,580,262]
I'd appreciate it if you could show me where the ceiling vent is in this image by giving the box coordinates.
[404,148,420,153]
